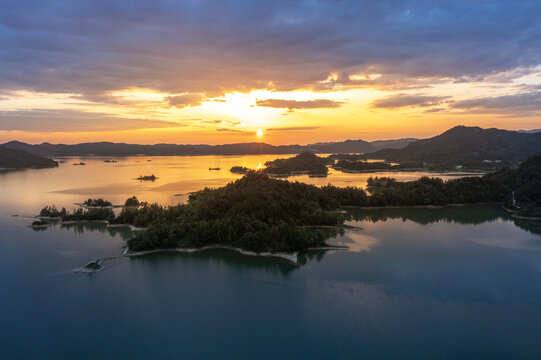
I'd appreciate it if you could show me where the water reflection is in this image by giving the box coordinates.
[346,204,541,236]
[58,222,134,240]
[131,249,299,276]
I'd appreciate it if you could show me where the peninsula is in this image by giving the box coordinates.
[0,145,58,169]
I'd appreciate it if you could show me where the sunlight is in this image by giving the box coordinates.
[256,130,264,137]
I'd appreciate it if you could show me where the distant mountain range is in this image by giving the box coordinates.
[2,126,540,168]
[1,137,417,157]
[369,126,541,165]
[0,145,58,169]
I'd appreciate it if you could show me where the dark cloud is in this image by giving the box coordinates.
[0,109,183,132]
[166,94,205,108]
[256,99,342,110]
[371,94,448,109]
[0,0,540,99]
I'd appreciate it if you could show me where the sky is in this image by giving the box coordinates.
[0,0,541,145]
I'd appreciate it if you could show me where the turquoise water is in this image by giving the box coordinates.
[1,159,541,359]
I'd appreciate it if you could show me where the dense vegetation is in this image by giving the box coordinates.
[39,205,67,217]
[83,198,113,207]
[263,151,331,176]
[363,155,541,211]
[124,196,140,207]
[62,208,115,222]
[0,145,58,169]
[127,173,345,252]
[334,159,424,172]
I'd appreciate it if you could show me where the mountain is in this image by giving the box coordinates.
[369,138,418,150]
[367,126,541,165]
[305,139,375,153]
[518,129,541,134]
[1,139,376,157]
[0,145,58,169]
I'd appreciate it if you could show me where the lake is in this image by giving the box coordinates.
[1,156,541,359]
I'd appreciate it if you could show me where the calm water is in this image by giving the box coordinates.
[1,157,541,359]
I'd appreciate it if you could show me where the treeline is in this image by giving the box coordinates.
[83,198,112,207]
[333,159,424,172]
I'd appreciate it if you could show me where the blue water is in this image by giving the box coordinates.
[1,162,541,359]
[2,206,541,359]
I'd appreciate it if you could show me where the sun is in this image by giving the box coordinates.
[256,130,264,137]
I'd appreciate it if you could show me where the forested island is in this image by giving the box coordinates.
[83,198,113,207]
[0,145,58,169]
[137,174,157,181]
[261,151,331,176]
[230,166,252,174]
[34,155,541,254]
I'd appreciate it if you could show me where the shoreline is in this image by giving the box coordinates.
[74,243,350,274]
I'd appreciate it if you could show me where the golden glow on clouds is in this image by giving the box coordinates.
[1,67,541,144]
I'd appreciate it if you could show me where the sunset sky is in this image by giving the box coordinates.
[1,0,540,145]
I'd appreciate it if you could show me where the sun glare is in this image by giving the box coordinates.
[256,130,264,137]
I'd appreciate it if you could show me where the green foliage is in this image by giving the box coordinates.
[39,205,67,217]
[61,208,115,222]
[124,196,140,207]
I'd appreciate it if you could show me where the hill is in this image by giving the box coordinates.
[305,139,375,153]
[262,152,331,176]
[0,145,58,169]
[369,138,418,150]
[1,138,377,157]
[367,126,541,166]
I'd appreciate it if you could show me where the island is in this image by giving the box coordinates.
[262,151,331,177]
[0,145,58,169]
[83,198,113,207]
[137,174,157,181]
[34,154,541,261]
[230,166,252,174]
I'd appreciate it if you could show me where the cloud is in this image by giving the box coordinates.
[0,109,183,132]
[451,91,541,111]
[266,126,319,132]
[256,99,343,110]
[371,94,448,109]
[166,94,204,108]
[424,107,446,113]
[1,0,540,100]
